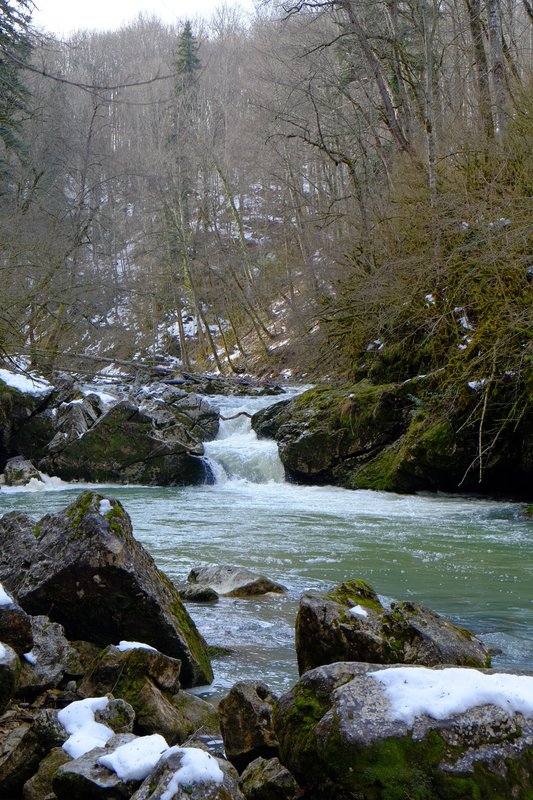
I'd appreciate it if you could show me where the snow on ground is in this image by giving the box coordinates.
[116,641,157,652]
[349,604,368,618]
[370,666,533,725]
[0,368,51,396]
[98,734,168,781]
[0,582,14,606]
[160,747,224,798]
[57,697,114,758]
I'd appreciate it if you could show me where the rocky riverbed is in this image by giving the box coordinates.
[0,491,531,799]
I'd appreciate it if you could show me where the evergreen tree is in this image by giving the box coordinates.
[175,20,200,88]
[0,0,33,169]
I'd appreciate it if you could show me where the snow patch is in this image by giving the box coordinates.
[161,747,224,797]
[99,499,113,516]
[98,734,168,781]
[369,666,533,725]
[24,650,37,665]
[0,582,14,606]
[0,368,51,396]
[58,697,114,758]
[116,641,158,653]
[349,604,368,618]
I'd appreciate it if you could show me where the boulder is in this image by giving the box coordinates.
[178,584,220,603]
[0,594,33,655]
[295,579,490,674]
[0,715,44,797]
[0,373,53,466]
[130,745,245,800]
[132,384,220,442]
[2,457,42,486]
[0,643,20,713]
[53,732,142,800]
[79,645,184,742]
[18,616,75,693]
[274,661,533,799]
[218,682,279,773]
[239,757,301,800]
[252,382,413,486]
[0,492,212,688]
[169,692,220,742]
[22,747,71,800]
[187,567,287,598]
[38,400,211,485]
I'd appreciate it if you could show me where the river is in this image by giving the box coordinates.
[0,390,531,698]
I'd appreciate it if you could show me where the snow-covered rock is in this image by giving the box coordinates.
[274,661,533,799]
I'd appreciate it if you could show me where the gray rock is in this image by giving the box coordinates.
[0,492,212,688]
[3,457,42,486]
[18,615,73,693]
[274,661,533,799]
[130,746,245,800]
[239,757,301,800]
[187,566,287,598]
[0,513,39,589]
[218,682,279,773]
[178,584,220,603]
[0,642,20,713]
[0,717,45,797]
[295,579,490,674]
[53,733,140,799]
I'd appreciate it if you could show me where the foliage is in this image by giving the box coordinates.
[0,0,32,171]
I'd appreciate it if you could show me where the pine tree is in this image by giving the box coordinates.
[0,1,33,169]
[175,20,200,89]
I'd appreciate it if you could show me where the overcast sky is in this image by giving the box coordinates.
[33,0,257,36]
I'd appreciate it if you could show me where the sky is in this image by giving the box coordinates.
[32,0,257,36]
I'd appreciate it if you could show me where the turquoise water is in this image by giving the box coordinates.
[0,392,531,698]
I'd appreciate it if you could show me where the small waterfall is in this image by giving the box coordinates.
[204,394,285,484]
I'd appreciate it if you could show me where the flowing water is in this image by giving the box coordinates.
[0,390,531,699]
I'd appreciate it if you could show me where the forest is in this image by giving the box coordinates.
[0,0,531,399]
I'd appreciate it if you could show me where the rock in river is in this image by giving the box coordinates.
[274,661,533,799]
[187,566,287,598]
[0,491,212,688]
[295,579,490,674]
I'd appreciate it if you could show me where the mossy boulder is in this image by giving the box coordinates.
[274,662,533,800]
[0,376,53,467]
[253,381,414,485]
[0,492,212,688]
[79,645,185,743]
[255,380,532,499]
[22,746,72,800]
[218,682,279,773]
[295,579,490,675]
[38,400,211,486]
[239,756,300,800]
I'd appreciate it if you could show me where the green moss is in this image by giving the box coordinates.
[66,490,96,532]
[33,524,41,539]
[523,505,533,517]
[327,579,383,614]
